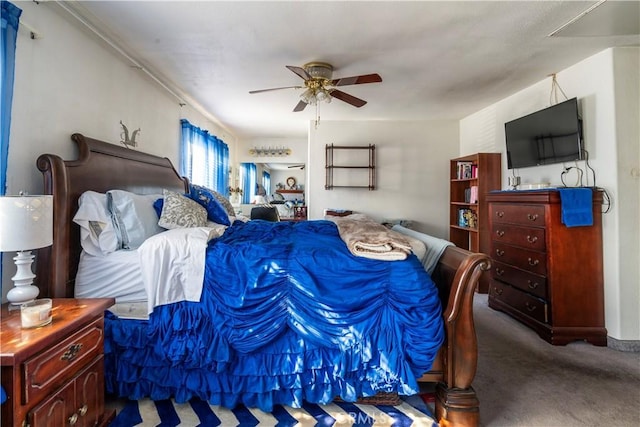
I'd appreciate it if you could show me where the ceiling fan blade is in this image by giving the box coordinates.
[330,73,382,87]
[249,85,303,94]
[293,100,308,112]
[330,89,367,108]
[286,65,311,80]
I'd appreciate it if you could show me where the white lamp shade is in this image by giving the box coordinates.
[0,195,53,252]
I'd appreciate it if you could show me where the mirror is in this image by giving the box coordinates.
[262,163,306,192]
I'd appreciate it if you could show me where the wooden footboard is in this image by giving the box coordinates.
[422,246,491,427]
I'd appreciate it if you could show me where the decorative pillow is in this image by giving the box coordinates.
[153,198,164,218]
[188,184,231,226]
[107,190,164,250]
[211,190,236,219]
[158,189,207,229]
[73,191,119,256]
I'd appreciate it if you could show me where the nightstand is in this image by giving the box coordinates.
[1,298,115,427]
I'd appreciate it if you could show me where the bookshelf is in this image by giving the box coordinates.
[449,153,501,292]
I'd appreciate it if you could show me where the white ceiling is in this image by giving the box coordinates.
[59,0,639,141]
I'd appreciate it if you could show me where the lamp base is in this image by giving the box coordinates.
[7,250,40,307]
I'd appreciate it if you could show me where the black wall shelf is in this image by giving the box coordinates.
[325,144,376,190]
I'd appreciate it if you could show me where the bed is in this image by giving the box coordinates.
[35,133,490,427]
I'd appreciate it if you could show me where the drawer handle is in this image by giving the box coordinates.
[527,280,539,289]
[496,230,505,237]
[493,287,503,296]
[527,258,539,266]
[527,213,539,221]
[525,302,537,312]
[495,268,504,276]
[495,249,505,257]
[78,404,88,416]
[69,413,78,425]
[61,343,83,362]
[496,211,504,218]
[526,235,538,244]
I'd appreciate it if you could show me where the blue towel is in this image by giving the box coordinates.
[558,188,593,227]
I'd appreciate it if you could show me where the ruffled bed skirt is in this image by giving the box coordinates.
[104,306,441,412]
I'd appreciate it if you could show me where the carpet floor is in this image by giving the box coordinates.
[107,394,437,427]
[473,295,640,426]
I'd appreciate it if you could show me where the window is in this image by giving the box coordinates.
[262,171,271,196]
[239,162,256,204]
[180,119,229,194]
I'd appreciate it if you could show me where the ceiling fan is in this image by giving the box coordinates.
[249,62,382,112]
[288,164,305,170]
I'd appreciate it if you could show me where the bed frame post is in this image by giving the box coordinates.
[36,152,73,297]
[433,249,490,427]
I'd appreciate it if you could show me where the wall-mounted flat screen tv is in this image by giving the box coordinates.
[505,97,582,169]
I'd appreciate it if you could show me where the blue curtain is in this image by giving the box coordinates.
[1,0,22,196]
[1,0,22,293]
[263,171,271,196]
[180,119,229,195]
[240,162,256,204]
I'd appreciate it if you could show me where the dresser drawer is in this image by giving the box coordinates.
[490,280,548,324]
[492,223,546,251]
[492,261,548,300]
[492,204,546,227]
[23,317,104,404]
[492,242,547,276]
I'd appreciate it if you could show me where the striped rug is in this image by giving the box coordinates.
[108,395,437,426]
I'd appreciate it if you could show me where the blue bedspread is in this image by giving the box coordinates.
[104,220,444,411]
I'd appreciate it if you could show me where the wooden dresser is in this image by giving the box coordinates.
[1,298,115,427]
[486,190,606,346]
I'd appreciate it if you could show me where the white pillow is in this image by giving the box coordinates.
[158,190,207,229]
[73,191,119,256]
[107,190,164,250]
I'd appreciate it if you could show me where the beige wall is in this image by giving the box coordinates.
[307,120,459,237]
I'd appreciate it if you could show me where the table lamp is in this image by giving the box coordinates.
[0,195,53,307]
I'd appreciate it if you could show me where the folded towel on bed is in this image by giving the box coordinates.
[391,225,454,274]
[558,187,593,227]
[329,214,412,261]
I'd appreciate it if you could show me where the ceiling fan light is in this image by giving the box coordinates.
[300,88,316,104]
[315,89,330,103]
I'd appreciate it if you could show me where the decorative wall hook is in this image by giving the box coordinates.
[120,121,140,148]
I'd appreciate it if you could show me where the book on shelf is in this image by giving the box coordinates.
[469,185,478,204]
[456,161,473,179]
[458,208,478,229]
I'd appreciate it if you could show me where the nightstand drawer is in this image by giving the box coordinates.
[492,224,546,251]
[23,317,104,404]
[492,204,546,227]
[492,261,547,300]
[492,242,547,276]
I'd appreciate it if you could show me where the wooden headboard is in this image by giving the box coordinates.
[35,133,189,298]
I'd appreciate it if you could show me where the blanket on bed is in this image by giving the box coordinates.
[104,220,444,412]
[328,215,412,260]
